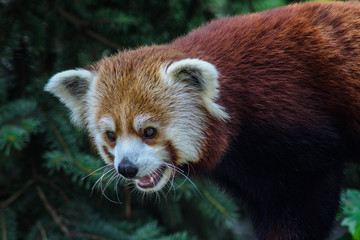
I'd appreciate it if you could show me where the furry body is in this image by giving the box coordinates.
[45,2,360,239]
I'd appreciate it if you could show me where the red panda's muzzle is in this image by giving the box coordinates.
[135,166,166,189]
[134,165,173,192]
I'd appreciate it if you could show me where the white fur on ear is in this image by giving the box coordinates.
[44,69,96,126]
[164,58,229,120]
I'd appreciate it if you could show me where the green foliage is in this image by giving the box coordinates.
[0,99,40,155]
[198,180,239,226]
[0,0,356,240]
[0,209,17,240]
[209,0,287,16]
[0,0,249,239]
[339,189,360,240]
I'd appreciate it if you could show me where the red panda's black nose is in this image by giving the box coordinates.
[117,158,138,179]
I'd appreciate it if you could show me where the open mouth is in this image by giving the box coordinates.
[135,166,172,192]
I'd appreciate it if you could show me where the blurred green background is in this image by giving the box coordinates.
[1,0,359,239]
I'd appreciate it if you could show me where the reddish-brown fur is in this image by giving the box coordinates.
[168,1,360,170]
[93,1,360,171]
[165,140,178,164]
[94,53,178,138]
[86,2,360,239]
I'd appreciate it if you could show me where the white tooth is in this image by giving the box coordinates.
[150,177,154,183]
[135,179,140,183]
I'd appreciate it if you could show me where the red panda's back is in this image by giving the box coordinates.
[172,1,360,144]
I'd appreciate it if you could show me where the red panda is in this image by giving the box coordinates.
[45,2,360,239]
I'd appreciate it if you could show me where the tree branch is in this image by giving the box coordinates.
[85,30,120,51]
[0,179,35,210]
[74,233,112,240]
[202,190,229,217]
[44,113,73,157]
[37,175,70,202]
[0,211,7,240]
[42,111,95,174]
[124,183,131,219]
[48,0,119,50]
[36,185,70,236]
[37,222,48,240]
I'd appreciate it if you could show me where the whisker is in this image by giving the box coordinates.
[165,162,185,173]
[164,162,203,197]
[160,190,169,203]
[164,162,187,187]
[103,171,118,191]
[90,166,114,195]
[100,170,122,204]
[86,165,125,204]
[175,164,190,188]
[92,168,112,188]
[166,162,190,189]
[163,163,177,196]
[101,171,118,194]
[101,189,121,204]
[82,164,109,181]
[114,176,123,203]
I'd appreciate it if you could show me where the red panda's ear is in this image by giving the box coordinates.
[164,58,229,120]
[44,69,96,126]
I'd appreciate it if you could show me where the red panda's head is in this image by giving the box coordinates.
[45,47,228,192]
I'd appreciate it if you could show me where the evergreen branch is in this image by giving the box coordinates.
[49,0,89,29]
[73,160,96,174]
[125,183,132,219]
[85,30,120,51]
[37,176,70,202]
[0,1,16,51]
[0,20,13,51]
[248,0,256,13]
[165,201,177,227]
[44,112,95,174]
[36,185,70,236]
[202,190,229,217]
[0,179,35,210]
[37,222,48,240]
[0,211,7,240]
[73,232,112,240]
[48,0,119,50]
[45,113,73,157]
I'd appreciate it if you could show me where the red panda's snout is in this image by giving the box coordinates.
[113,137,174,192]
[93,114,177,192]
[111,131,174,192]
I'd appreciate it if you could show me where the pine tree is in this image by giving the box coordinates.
[1,0,358,240]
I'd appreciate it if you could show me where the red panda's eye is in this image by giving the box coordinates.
[143,127,157,139]
[106,131,116,142]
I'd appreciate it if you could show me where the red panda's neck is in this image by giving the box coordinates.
[191,115,238,173]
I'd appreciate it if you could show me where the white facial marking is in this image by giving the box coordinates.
[133,114,152,131]
[99,116,115,132]
[114,136,166,177]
